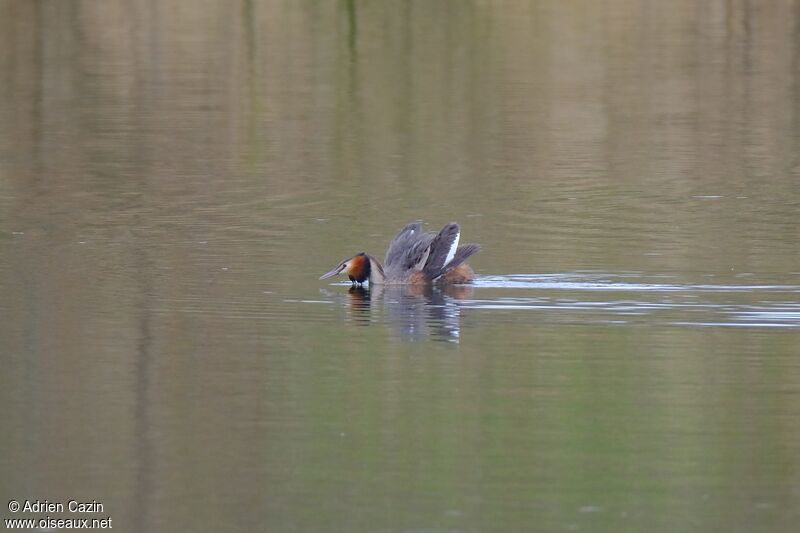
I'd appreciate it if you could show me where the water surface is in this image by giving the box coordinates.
[1,1,800,532]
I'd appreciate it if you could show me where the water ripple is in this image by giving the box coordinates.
[461,273,800,329]
[474,273,800,293]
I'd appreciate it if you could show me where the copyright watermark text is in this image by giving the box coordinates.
[5,500,112,529]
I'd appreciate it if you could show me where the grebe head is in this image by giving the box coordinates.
[319,252,371,284]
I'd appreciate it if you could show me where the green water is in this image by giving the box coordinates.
[1,1,799,531]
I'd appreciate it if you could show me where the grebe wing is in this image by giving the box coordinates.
[422,223,461,279]
[442,243,481,272]
[384,222,435,270]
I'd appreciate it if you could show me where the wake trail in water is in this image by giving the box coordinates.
[463,273,800,329]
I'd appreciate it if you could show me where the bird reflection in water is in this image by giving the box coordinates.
[340,283,474,343]
[346,285,373,325]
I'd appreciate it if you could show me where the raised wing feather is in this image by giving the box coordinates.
[422,223,461,279]
[442,243,481,272]
[384,223,435,271]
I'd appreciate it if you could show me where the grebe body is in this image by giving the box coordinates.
[320,222,480,286]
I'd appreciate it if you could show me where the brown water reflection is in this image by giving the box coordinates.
[328,284,475,343]
[2,1,800,532]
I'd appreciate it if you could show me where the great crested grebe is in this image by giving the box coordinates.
[320,222,481,286]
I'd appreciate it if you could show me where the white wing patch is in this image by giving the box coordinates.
[444,230,460,267]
